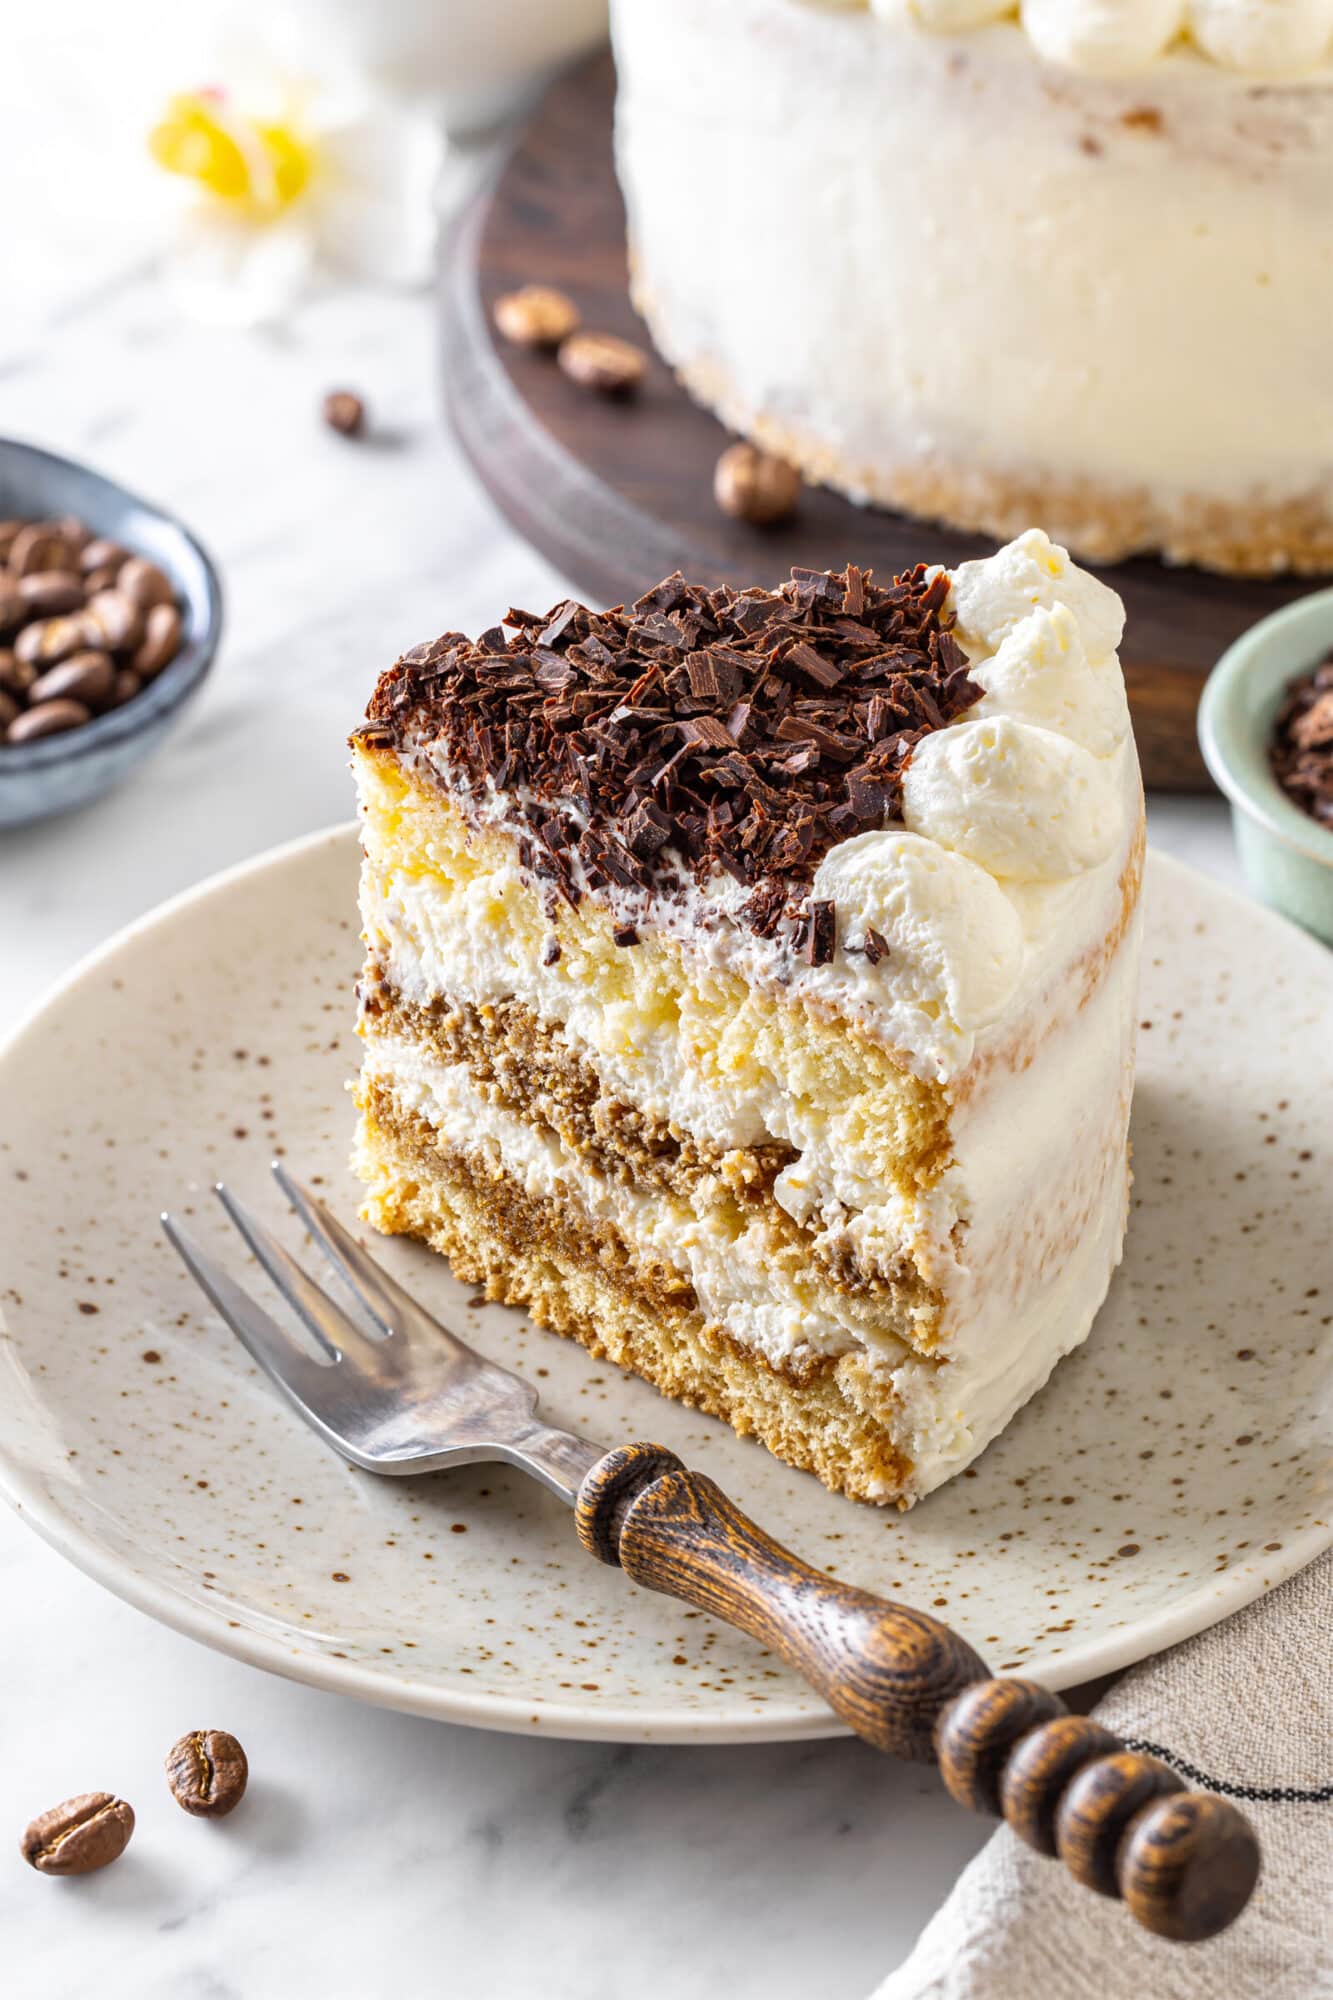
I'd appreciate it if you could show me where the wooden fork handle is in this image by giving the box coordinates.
[577,1444,1260,1943]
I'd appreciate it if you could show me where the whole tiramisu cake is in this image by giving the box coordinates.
[612,0,1333,575]
[352,531,1144,1506]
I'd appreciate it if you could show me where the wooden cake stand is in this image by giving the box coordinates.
[441,52,1321,792]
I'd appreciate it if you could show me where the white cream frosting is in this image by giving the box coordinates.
[815,0,1333,73]
[968,606,1130,757]
[614,0,1333,560]
[810,832,1025,1027]
[902,716,1121,881]
[1188,0,1333,71]
[948,530,1126,659]
[1022,0,1188,73]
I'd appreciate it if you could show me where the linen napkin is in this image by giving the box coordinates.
[876,1549,1333,2000]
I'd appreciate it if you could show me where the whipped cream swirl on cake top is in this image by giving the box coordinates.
[813,0,1333,75]
[796,531,1136,1071]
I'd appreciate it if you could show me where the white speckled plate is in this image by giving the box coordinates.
[1,828,1330,1742]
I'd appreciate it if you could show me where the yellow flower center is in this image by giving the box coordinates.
[149,92,314,212]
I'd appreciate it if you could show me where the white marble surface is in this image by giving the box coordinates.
[0,218,1250,1998]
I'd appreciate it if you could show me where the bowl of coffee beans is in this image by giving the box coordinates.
[0,438,223,827]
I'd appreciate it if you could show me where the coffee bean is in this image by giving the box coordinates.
[31,650,114,710]
[0,649,35,697]
[21,1793,134,1875]
[8,523,76,577]
[556,331,646,395]
[132,602,182,679]
[0,689,17,729]
[493,284,581,350]
[713,441,802,526]
[7,698,91,743]
[165,1729,248,1818]
[18,570,86,617]
[108,668,142,708]
[0,520,24,562]
[55,514,91,555]
[79,537,128,576]
[83,564,121,593]
[0,575,23,633]
[117,557,175,611]
[323,389,366,437]
[85,589,145,654]
[15,612,99,668]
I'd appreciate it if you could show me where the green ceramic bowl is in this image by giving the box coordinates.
[1199,586,1333,947]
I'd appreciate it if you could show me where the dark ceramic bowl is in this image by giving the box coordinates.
[0,438,223,828]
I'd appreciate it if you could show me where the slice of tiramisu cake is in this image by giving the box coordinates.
[351,530,1144,1506]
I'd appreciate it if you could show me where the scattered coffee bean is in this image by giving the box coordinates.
[117,557,175,611]
[323,389,366,437]
[165,1729,249,1818]
[21,1792,135,1876]
[0,511,185,752]
[18,570,85,617]
[7,523,76,578]
[8,698,92,742]
[713,441,802,526]
[79,537,127,576]
[556,331,646,395]
[132,603,182,680]
[493,284,581,350]
[85,589,144,653]
[31,651,115,710]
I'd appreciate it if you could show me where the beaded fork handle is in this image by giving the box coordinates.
[578,1445,1260,1943]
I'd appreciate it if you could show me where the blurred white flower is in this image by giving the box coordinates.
[147,24,444,326]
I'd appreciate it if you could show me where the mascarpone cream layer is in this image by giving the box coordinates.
[613,0,1333,532]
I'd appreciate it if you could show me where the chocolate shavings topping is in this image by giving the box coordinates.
[357,562,982,944]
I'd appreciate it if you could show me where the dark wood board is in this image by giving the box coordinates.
[442,51,1323,792]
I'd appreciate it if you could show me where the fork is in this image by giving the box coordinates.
[163,1163,1260,1943]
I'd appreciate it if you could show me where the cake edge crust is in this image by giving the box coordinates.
[633,276,1333,579]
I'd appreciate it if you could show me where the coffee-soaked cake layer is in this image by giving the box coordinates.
[356,1076,920,1504]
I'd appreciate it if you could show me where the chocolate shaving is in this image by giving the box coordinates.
[806,900,836,967]
[362,561,983,941]
[1270,652,1333,831]
[863,927,889,966]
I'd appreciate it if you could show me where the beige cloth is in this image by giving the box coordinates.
[876,1550,1333,2000]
